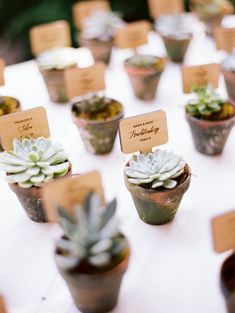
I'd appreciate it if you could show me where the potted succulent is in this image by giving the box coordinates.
[155,14,194,63]
[55,192,130,313]
[0,137,71,222]
[124,54,166,101]
[124,149,191,225]
[0,96,20,151]
[191,0,233,35]
[37,47,78,103]
[79,10,124,64]
[185,85,235,155]
[221,253,235,313]
[71,94,123,154]
[221,53,235,102]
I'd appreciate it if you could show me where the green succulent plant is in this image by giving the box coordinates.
[127,54,165,70]
[56,192,128,271]
[0,137,70,188]
[125,149,186,189]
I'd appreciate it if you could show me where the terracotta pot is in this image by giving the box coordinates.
[221,253,235,313]
[125,164,191,225]
[79,36,113,65]
[186,111,235,155]
[124,59,164,101]
[55,241,130,313]
[161,35,192,63]
[72,99,123,155]
[222,70,235,102]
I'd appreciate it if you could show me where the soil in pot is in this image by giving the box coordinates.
[221,253,235,313]
[125,164,191,225]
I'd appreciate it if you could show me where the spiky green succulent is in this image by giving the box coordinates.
[126,54,165,70]
[186,85,224,117]
[82,10,124,41]
[0,137,70,188]
[56,192,128,270]
[125,149,186,189]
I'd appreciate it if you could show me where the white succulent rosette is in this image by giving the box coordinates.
[0,137,70,188]
[37,47,78,70]
[221,53,235,72]
[82,10,124,41]
[125,149,186,189]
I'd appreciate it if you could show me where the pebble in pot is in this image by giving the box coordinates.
[55,192,130,313]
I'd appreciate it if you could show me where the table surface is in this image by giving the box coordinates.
[1,27,235,313]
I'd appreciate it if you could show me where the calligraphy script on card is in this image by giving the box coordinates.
[114,21,151,49]
[0,297,7,313]
[119,110,168,154]
[30,20,71,55]
[148,0,184,18]
[212,210,235,253]
[64,63,105,99]
[0,59,5,86]
[182,63,220,93]
[0,107,50,150]
[73,0,110,29]
[214,27,235,53]
[43,171,105,222]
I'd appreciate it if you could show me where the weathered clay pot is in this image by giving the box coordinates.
[161,35,192,63]
[221,253,235,313]
[55,241,130,313]
[124,58,164,101]
[72,99,123,155]
[186,112,235,155]
[79,36,113,65]
[125,165,191,225]
[222,70,235,102]
[39,67,74,103]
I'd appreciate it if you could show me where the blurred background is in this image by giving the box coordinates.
[0,0,235,65]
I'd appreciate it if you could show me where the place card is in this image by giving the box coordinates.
[0,297,7,313]
[214,26,235,53]
[212,210,235,253]
[114,21,151,49]
[119,110,168,154]
[0,107,50,150]
[43,171,105,222]
[0,59,5,86]
[73,0,110,29]
[64,63,105,99]
[148,0,184,18]
[30,20,71,55]
[182,63,220,93]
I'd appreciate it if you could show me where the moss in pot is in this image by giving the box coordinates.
[124,54,166,101]
[124,149,191,225]
[221,53,235,102]
[185,85,235,155]
[155,13,194,63]
[0,137,71,222]
[72,94,123,154]
[55,192,130,313]
[221,253,235,313]
[79,10,124,65]
[37,47,78,103]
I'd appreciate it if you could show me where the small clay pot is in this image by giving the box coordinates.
[160,35,192,63]
[185,111,235,155]
[124,58,165,101]
[55,241,130,313]
[79,36,113,65]
[125,164,191,225]
[72,99,123,155]
[221,253,235,313]
[222,69,235,102]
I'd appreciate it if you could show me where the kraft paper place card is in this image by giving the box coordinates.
[0,107,50,150]
[212,210,235,253]
[0,58,5,86]
[30,20,71,55]
[119,110,168,154]
[0,297,7,313]
[148,0,184,18]
[182,63,220,93]
[43,171,105,222]
[73,0,110,29]
[114,21,151,49]
[64,63,105,99]
[214,26,235,52]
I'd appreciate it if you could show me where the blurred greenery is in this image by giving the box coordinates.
[0,0,235,63]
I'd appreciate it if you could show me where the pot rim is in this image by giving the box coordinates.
[124,55,165,75]
[159,32,193,40]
